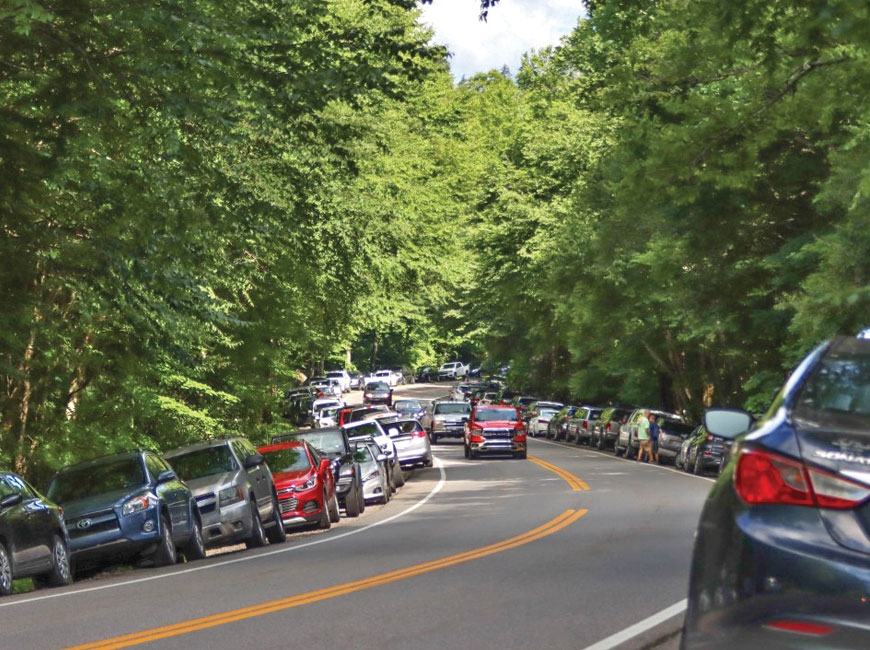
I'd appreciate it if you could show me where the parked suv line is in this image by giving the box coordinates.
[164,437,286,549]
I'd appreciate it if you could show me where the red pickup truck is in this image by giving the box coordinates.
[464,405,527,459]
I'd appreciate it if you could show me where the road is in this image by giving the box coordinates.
[0,384,711,650]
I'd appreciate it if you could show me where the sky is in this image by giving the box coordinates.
[418,0,587,81]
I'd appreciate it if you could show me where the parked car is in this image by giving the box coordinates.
[683,333,870,650]
[420,400,472,444]
[437,361,468,381]
[391,398,426,420]
[373,369,401,387]
[680,425,729,475]
[325,369,352,393]
[615,408,684,459]
[363,381,393,406]
[589,406,634,451]
[349,373,363,390]
[343,419,404,491]
[164,437,286,549]
[282,388,319,425]
[464,404,527,459]
[257,441,339,530]
[0,471,72,595]
[271,428,365,518]
[656,417,699,465]
[415,366,435,383]
[311,378,343,398]
[566,406,604,444]
[525,401,564,437]
[380,418,434,468]
[547,405,579,440]
[510,395,540,416]
[312,397,345,428]
[46,450,205,574]
[354,442,391,505]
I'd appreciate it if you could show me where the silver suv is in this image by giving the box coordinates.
[420,400,472,444]
[165,437,286,549]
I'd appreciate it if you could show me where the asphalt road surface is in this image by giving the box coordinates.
[0,384,711,650]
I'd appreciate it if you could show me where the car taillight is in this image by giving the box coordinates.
[412,429,427,438]
[735,448,870,510]
[582,420,589,429]
[605,423,611,432]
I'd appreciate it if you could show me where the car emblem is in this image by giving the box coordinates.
[77,518,93,530]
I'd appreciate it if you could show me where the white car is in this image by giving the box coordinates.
[312,397,345,428]
[437,361,468,381]
[343,419,404,490]
[325,370,351,393]
[373,369,400,386]
[526,401,564,437]
[311,378,342,398]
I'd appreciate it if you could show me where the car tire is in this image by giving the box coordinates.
[183,517,207,562]
[693,454,703,476]
[463,443,470,459]
[684,454,694,473]
[430,432,438,445]
[32,534,72,589]
[245,504,268,549]
[393,465,405,488]
[328,492,340,523]
[344,483,361,518]
[424,455,433,468]
[357,481,366,513]
[318,491,332,530]
[0,542,12,596]
[152,514,178,567]
[266,497,287,544]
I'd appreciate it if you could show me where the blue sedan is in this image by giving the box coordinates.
[682,333,870,649]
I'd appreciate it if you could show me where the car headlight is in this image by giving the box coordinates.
[363,469,380,482]
[338,465,354,478]
[219,485,244,506]
[300,475,317,490]
[121,494,151,516]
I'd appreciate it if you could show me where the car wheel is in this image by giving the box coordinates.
[684,453,694,473]
[35,534,73,588]
[596,436,605,450]
[317,491,332,530]
[357,480,366,513]
[393,465,406,488]
[424,455,433,468]
[430,432,438,445]
[266,497,287,544]
[344,483,361,518]
[183,517,207,562]
[152,514,178,567]
[328,492,340,523]
[0,542,12,596]
[245,504,268,549]
[615,444,624,457]
[463,443,470,459]
[693,454,703,476]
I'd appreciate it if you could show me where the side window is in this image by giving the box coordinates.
[231,440,249,463]
[308,444,321,466]
[0,476,16,499]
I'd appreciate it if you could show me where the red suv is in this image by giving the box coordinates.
[464,405,527,459]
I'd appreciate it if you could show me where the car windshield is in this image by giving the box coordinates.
[434,403,471,415]
[168,446,238,479]
[394,400,422,410]
[366,382,390,391]
[261,447,310,473]
[794,343,870,423]
[353,445,375,463]
[475,408,518,422]
[48,457,146,503]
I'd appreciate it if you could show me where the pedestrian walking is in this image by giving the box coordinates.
[636,409,653,462]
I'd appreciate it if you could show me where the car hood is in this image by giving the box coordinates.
[184,472,239,495]
[272,469,314,489]
[59,486,150,519]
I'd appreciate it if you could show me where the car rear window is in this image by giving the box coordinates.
[434,403,471,414]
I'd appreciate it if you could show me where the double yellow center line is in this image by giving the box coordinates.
[529,455,590,491]
[67,508,587,650]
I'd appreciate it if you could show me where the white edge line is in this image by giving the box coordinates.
[580,599,687,650]
[0,458,448,609]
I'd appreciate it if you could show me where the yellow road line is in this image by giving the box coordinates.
[66,508,587,650]
[528,456,591,491]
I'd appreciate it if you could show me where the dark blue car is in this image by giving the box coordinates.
[46,450,205,574]
[682,334,870,649]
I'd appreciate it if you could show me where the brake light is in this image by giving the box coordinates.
[735,448,870,509]
[605,423,611,432]
[582,420,589,429]
[412,429,427,438]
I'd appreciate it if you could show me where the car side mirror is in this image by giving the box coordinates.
[244,453,265,469]
[320,458,332,471]
[704,408,753,439]
[0,493,23,510]
[376,453,388,463]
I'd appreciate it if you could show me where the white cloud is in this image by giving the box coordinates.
[418,0,585,80]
